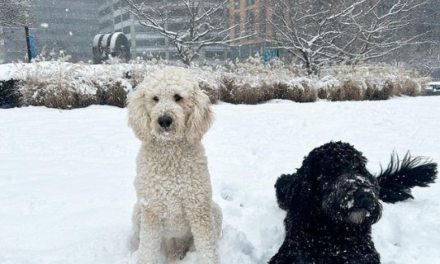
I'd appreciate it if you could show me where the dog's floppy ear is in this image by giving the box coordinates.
[275,155,316,213]
[185,86,213,143]
[275,173,300,211]
[127,86,151,142]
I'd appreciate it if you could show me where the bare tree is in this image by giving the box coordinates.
[399,43,440,77]
[0,0,32,27]
[267,0,428,75]
[125,0,247,66]
[379,0,440,77]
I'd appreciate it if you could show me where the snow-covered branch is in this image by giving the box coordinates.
[124,0,236,66]
[267,0,429,75]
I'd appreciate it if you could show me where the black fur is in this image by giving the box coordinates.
[269,141,437,264]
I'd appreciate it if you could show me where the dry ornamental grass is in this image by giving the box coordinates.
[1,59,428,109]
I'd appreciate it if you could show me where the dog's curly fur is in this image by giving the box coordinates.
[270,141,437,264]
[127,68,222,264]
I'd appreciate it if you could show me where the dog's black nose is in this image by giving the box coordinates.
[158,115,173,129]
[354,189,375,208]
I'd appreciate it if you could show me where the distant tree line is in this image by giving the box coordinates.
[125,0,438,76]
[266,0,439,75]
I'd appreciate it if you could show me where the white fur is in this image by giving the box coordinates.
[127,67,222,264]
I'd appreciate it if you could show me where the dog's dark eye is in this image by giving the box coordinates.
[153,96,159,102]
[174,94,182,102]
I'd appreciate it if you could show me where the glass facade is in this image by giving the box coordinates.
[98,0,228,64]
[3,0,99,62]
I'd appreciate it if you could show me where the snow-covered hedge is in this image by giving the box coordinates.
[14,62,133,109]
[0,57,429,109]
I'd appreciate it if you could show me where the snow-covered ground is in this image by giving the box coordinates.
[1,97,439,264]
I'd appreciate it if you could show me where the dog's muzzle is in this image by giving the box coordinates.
[348,188,376,224]
[158,115,173,130]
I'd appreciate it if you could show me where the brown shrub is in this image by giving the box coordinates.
[286,83,315,102]
[274,82,288,99]
[14,61,425,107]
[215,79,317,104]
[326,80,363,101]
[24,85,95,109]
[397,78,420,97]
[217,80,267,104]
[96,80,130,108]
[317,88,328,99]
[341,80,363,101]
[199,82,220,104]
[363,81,394,101]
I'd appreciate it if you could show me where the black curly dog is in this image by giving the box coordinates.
[269,141,437,264]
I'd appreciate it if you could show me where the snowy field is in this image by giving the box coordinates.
[1,97,439,264]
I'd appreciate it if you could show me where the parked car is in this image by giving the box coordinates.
[425,82,440,95]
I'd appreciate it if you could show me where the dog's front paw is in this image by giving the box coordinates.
[137,254,159,264]
[199,249,220,264]
[137,258,158,264]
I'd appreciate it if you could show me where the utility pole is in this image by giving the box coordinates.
[25,26,32,62]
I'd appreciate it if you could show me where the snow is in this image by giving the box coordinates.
[0,63,15,80]
[1,97,440,264]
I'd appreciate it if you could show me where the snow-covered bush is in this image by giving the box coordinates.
[13,61,132,109]
[218,78,317,104]
[1,58,428,109]
[317,65,428,101]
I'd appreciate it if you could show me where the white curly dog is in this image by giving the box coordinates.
[127,67,222,264]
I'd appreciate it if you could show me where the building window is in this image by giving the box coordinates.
[113,1,120,11]
[260,6,266,36]
[234,13,240,39]
[122,12,130,21]
[170,52,182,60]
[137,38,166,47]
[246,0,254,6]
[151,52,167,59]
[121,0,129,8]
[272,5,283,36]
[99,7,112,17]
[234,0,240,9]
[167,23,184,32]
[135,24,154,33]
[99,19,113,30]
[205,50,224,59]
[123,26,131,34]
[241,44,251,57]
[245,10,254,33]
[98,0,109,5]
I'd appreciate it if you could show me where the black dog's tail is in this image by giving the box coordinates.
[377,151,437,203]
